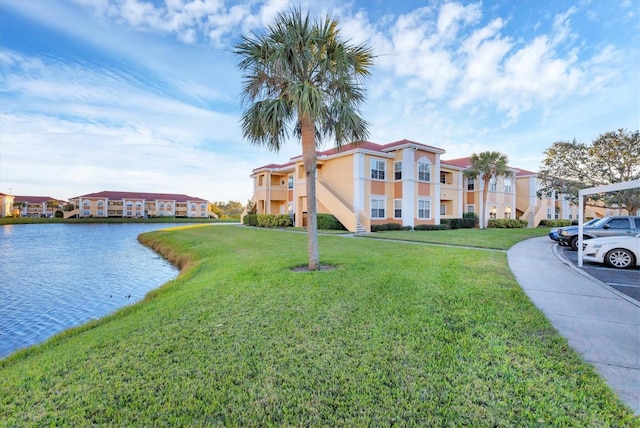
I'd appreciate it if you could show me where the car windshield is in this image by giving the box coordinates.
[588,218,609,228]
[583,218,600,227]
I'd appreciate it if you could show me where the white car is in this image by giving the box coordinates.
[582,234,640,269]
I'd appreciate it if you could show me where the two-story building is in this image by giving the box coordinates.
[249,140,597,232]
[11,196,67,218]
[66,191,218,219]
[0,192,15,217]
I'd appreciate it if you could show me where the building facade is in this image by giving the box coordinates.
[66,191,217,219]
[249,140,593,232]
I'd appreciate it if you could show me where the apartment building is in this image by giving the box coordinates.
[251,139,445,232]
[66,191,217,219]
[11,196,67,218]
[250,140,587,232]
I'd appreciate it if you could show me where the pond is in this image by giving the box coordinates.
[0,223,183,359]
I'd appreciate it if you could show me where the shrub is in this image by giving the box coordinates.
[538,219,572,228]
[242,214,258,227]
[488,219,528,228]
[54,210,64,218]
[371,223,403,232]
[316,213,347,230]
[414,224,450,231]
[257,214,292,228]
[441,218,467,229]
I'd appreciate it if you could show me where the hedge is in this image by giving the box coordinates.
[257,214,293,228]
[441,218,476,229]
[487,219,528,228]
[414,224,450,231]
[538,219,572,228]
[317,213,347,230]
[370,223,412,232]
[243,214,258,226]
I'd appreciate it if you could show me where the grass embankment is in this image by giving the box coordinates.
[362,227,551,250]
[1,226,636,426]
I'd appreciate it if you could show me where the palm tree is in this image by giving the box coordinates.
[235,8,374,270]
[46,200,59,218]
[463,151,512,229]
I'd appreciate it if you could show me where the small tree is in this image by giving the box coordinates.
[463,151,511,229]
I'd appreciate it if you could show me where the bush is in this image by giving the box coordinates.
[257,214,292,228]
[488,219,528,228]
[371,223,404,232]
[317,213,347,230]
[414,224,450,231]
[243,214,258,226]
[538,219,572,228]
[441,218,468,229]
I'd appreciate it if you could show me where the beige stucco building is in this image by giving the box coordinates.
[66,191,218,219]
[250,140,590,232]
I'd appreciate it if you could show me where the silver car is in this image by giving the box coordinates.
[582,233,640,269]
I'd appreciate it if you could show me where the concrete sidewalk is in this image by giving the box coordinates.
[508,236,640,414]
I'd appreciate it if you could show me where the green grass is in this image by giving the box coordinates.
[361,227,551,250]
[0,225,635,426]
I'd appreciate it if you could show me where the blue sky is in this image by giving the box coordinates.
[1,0,638,203]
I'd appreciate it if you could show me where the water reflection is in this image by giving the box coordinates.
[0,223,180,358]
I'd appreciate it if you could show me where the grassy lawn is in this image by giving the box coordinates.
[0,225,635,426]
[361,227,551,250]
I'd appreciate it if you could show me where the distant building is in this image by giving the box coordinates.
[66,191,218,219]
[0,192,15,217]
[11,196,67,218]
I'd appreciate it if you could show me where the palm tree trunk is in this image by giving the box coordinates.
[300,114,320,270]
[481,177,489,229]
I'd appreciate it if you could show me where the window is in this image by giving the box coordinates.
[83,200,90,206]
[258,175,264,186]
[547,208,552,220]
[489,177,497,191]
[126,201,133,208]
[607,219,630,229]
[569,213,573,220]
[190,203,196,211]
[554,208,560,219]
[440,172,446,184]
[394,162,402,180]
[440,203,446,216]
[83,210,90,216]
[489,206,497,219]
[418,160,431,182]
[288,175,294,189]
[467,204,475,214]
[467,178,475,191]
[371,159,385,180]
[394,199,402,219]
[201,203,206,210]
[505,206,511,219]
[371,198,385,219]
[417,199,431,219]
[159,202,165,209]
[504,177,512,193]
[135,202,142,208]
[97,200,104,206]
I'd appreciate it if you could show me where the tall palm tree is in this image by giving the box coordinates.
[235,8,374,270]
[463,151,511,229]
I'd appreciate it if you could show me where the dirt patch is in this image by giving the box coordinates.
[290,264,337,273]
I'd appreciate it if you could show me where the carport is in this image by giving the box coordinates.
[578,179,640,267]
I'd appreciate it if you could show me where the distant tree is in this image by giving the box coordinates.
[210,203,223,217]
[13,201,26,217]
[214,201,244,218]
[235,7,374,270]
[463,151,512,229]
[538,129,640,214]
[46,200,59,217]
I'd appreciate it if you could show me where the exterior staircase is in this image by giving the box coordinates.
[316,180,369,233]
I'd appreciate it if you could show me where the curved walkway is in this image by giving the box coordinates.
[507,236,640,414]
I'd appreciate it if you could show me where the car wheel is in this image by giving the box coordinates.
[605,249,635,269]
[569,236,579,251]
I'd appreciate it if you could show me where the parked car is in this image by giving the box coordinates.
[550,218,600,242]
[558,216,640,250]
[582,234,640,269]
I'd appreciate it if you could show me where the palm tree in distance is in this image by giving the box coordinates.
[463,151,512,229]
[235,7,374,270]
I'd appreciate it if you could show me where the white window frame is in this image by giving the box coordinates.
[394,162,402,180]
[417,198,432,220]
[370,197,386,219]
[489,206,497,219]
[547,208,552,220]
[489,177,497,192]
[394,199,402,219]
[440,203,446,216]
[371,159,386,180]
[467,177,475,191]
[504,206,512,219]
[417,159,431,182]
[466,204,475,214]
[504,177,512,193]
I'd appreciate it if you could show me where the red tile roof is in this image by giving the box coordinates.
[71,191,208,202]
[441,157,472,168]
[13,196,66,203]
[515,168,538,177]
